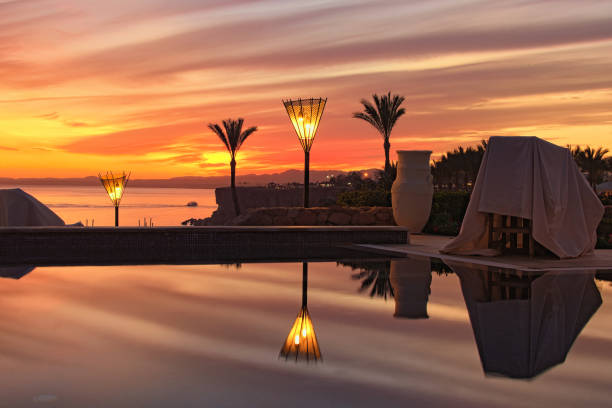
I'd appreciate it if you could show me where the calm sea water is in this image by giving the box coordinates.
[1,185,217,226]
[0,259,611,407]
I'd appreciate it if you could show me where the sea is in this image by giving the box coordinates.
[2,185,217,226]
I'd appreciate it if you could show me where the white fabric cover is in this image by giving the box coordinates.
[0,188,65,227]
[441,136,604,258]
[452,264,601,378]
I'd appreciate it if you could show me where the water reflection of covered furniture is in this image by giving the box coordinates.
[279,263,322,362]
[0,189,65,226]
[441,136,604,258]
[451,263,602,378]
[389,258,432,319]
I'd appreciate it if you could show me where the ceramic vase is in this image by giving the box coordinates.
[391,150,433,232]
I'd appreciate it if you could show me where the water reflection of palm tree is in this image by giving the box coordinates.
[342,258,452,301]
[347,261,394,299]
[279,263,322,362]
[450,262,602,379]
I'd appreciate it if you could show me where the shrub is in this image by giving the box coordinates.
[423,191,471,235]
[337,189,391,207]
[596,235,612,249]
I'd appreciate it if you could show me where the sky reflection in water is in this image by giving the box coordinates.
[0,259,611,407]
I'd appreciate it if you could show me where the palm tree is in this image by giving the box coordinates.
[353,92,406,173]
[208,118,257,216]
[569,145,583,161]
[576,146,610,189]
[431,140,488,190]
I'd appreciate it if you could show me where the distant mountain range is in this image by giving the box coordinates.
[0,169,380,189]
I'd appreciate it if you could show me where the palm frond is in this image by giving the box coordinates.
[353,92,406,139]
[239,126,258,148]
[209,118,258,158]
[208,123,230,152]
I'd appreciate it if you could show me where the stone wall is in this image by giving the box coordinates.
[222,206,396,226]
[206,186,345,224]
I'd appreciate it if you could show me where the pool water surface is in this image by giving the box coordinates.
[0,258,611,407]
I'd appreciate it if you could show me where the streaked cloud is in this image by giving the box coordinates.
[1,0,611,177]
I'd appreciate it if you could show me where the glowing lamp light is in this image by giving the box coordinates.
[99,171,130,226]
[279,263,322,363]
[279,305,321,362]
[282,97,327,207]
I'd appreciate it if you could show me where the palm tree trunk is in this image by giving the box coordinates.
[384,137,391,173]
[230,157,240,216]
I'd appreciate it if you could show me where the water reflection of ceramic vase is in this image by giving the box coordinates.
[391,150,433,233]
[389,258,432,319]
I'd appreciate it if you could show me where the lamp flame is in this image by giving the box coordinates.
[279,305,322,362]
[99,171,130,206]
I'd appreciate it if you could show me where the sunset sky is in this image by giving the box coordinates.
[1,0,611,178]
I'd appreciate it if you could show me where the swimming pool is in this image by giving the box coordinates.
[1,258,611,407]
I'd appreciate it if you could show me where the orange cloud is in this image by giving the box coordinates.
[1,0,611,178]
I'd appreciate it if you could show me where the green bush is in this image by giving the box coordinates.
[599,195,612,206]
[423,191,471,235]
[337,189,391,207]
[596,236,612,249]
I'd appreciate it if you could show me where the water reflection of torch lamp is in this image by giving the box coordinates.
[279,263,322,362]
[98,171,130,227]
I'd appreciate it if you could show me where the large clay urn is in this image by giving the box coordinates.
[389,258,432,319]
[391,150,433,233]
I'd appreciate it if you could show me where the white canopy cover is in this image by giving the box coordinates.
[0,188,65,227]
[441,136,604,258]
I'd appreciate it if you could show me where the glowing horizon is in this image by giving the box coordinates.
[1,0,611,178]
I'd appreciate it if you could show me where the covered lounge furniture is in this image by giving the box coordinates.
[0,188,65,227]
[441,136,604,259]
[487,214,535,257]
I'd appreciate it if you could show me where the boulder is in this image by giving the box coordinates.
[328,212,352,225]
[317,212,329,224]
[295,211,318,225]
[355,212,376,225]
[273,215,295,225]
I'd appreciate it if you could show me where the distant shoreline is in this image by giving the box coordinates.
[0,168,375,190]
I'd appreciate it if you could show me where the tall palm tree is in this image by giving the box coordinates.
[431,140,487,190]
[353,92,406,173]
[576,146,609,189]
[208,118,257,216]
[569,145,583,161]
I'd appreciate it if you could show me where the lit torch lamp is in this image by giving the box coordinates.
[282,97,326,208]
[99,171,130,227]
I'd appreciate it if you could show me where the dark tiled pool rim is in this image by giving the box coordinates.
[0,226,409,265]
